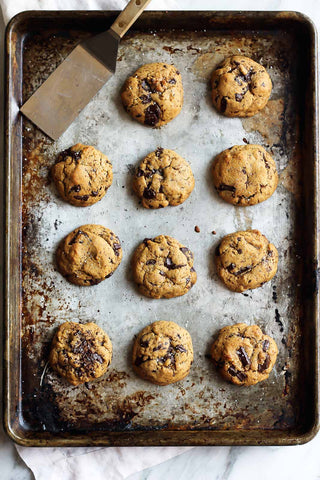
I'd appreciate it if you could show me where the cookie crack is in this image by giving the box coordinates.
[226,250,272,278]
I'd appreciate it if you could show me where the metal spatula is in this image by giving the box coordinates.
[20,0,152,140]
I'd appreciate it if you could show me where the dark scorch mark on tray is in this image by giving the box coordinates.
[126,164,136,175]
[275,309,284,332]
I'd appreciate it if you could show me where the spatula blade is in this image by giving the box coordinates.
[20,44,114,140]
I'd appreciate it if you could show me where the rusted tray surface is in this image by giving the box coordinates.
[4,11,319,446]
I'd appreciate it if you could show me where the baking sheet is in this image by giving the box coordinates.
[5,11,319,445]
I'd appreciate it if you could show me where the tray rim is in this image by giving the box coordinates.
[3,9,320,447]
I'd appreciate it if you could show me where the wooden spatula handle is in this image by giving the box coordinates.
[110,0,152,38]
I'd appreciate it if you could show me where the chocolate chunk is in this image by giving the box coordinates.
[69,184,81,193]
[237,346,250,367]
[227,263,236,272]
[267,250,273,257]
[190,267,195,272]
[135,356,147,366]
[144,103,161,126]
[74,194,89,201]
[153,344,164,351]
[258,354,270,372]
[186,277,190,285]
[155,147,164,157]
[91,191,99,197]
[235,93,244,102]
[245,69,254,82]
[58,147,82,162]
[146,259,156,265]
[113,243,121,256]
[143,187,156,199]
[136,168,144,177]
[263,154,270,169]
[159,270,165,276]
[92,352,104,364]
[262,339,270,352]
[233,266,252,276]
[140,94,152,104]
[68,230,88,245]
[235,69,253,86]
[141,79,151,91]
[164,256,185,270]
[143,238,151,245]
[236,371,247,381]
[168,78,176,84]
[220,97,227,113]
[218,184,236,192]
[234,76,244,86]
[161,346,176,366]
[175,344,187,353]
[144,170,154,179]
[140,339,149,348]
[105,272,113,279]
[164,257,173,269]
[228,365,238,376]
[180,247,192,259]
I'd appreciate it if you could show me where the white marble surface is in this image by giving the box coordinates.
[1,1,320,479]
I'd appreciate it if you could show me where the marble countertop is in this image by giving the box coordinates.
[1,1,320,479]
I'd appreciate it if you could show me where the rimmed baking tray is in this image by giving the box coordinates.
[4,10,319,446]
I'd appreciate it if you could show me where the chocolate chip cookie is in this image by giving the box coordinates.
[133,147,195,209]
[121,63,183,127]
[211,55,272,117]
[215,229,278,292]
[49,321,113,386]
[132,235,197,299]
[212,144,278,206]
[51,143,113,207]
[211,323,278,386]
[132,321,193,385]
[56,224,122,286]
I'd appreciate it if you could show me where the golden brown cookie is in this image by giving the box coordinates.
[132,321,193,385]
[56,224,122,286]
[215,229,278,292]
[51,143,113,207]
[132,235,197,299]
[211,323,278,386]
[121,63,183,127]
[49,321,112,386]
[211,55,272,117]
[133,147,195,209]
[212,144,278,206]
